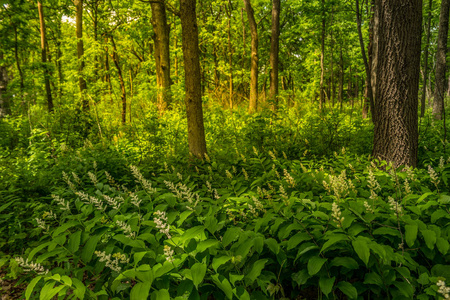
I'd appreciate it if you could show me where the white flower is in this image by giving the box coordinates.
[51,194,70,211]
[153,211,171,239]
[15,257,49,275]
[164,245,175,262]
[331,202,344,227]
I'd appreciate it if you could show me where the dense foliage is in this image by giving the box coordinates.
[1,104,450,299]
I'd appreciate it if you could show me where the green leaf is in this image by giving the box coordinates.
[229,273,244,286]
[364,272,383,286]
[245,259,268,285]
[52,221,79,237]
[113,234,146,248]
[81,234,102,263]
[320,234,348,253]
[405,224,418,247]
[287,232,310,250]
[181,226,205,245]
[421,229,437,249]
[337,281,358,299]
[307,256,327,276]
[26,276,42,300]
[72,278,86,300]
[212,256,231,272]
[417,273,429,285]
[329,257,359,270]
[372,227,400,237]
[211,274,233,300]
[436,237,449,255]
[28,242,53,261]
[222,227,240,247]
[431,209,448,223]
[130,282,151,300]
[68,230,82,253]
[352,237,370,266]
[264,238,279,254]
[191,263,207,289]
[153,289,170,300]
[39,282,66,300]
[319,276,335,297]
[153,261,174,278]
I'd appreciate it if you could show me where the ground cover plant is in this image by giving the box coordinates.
[0,103,450,299]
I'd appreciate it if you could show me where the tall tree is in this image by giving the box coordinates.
[243,0,258,113]
[433,0,449,120]
[110,36,127,124]
[180,0,207,158]
[74,0,88,110]
[420,0,433,118]
[372,0,422,167]
[0,52,11,118]
[319,0,325,111]
[269,0,280,110]
[150,1,172,113]
[37,1,53,112]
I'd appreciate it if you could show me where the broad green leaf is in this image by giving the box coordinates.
[245,259,268,285]
[28,241,53,261]
[436,237,449,255]
[26,276,42,300]
[364,272,383,286]
[81,234,102,263]
[287,232,310,250]
[329,257,359,270]
[130,282,151,300]
[372,227,400,237]
[264,238,279,254]
[352,237,370,266]
[431,209,448,223]
[113,234,146,248]
[393,281,415,298]
[39,282,65,300]
[67,230,82,253]
[153,261,174,278]
[211,274,233,300]
[405,224,418,247]
[222,227,240,247]
[320,234,348,253]
[212,256,231,272]
[177,211,193,227]
[319,276,335,297]
[191,263,207,288]
[72,278,86,300]
[307,256,327,276]
[181,226,205,244]
[337,281,358,299]
[133,252,147,266]
[421,229,436,249]
[52,221,79,237]
[229,273,244,286]
[417,273,429,285]
[153,289,170,300]
[293,269,310,286]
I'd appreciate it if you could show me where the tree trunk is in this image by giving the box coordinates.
[226,2,233,109]
[243,0,258,113]
[372,0,422,167]
[433,0,449,120]
[269,0,281,110]
[180,0,207,159]
[356,0,374,121]
[110,36,127,124]
[38,1,53,112]
[339,47,344,111]
[74,0,88,111]
[319,0,326,111]
[420,0,433,117]
[13,25,25,107]
[151,1,172,113]
[0,52,11,118]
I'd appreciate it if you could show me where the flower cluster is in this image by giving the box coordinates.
[165,181,200,210]
[388,196,403,216]
[154,211,171,239]
[103,195,121,210]
[323,170,353,201]
[364,201,374,213]
[439,156,445,170]
[62,171,77,192]
[36,218,50,233]
[15,257,49,275]
[225,170,233,180]
[88,171,98,186]
[283,169,296,187]
[130,165,156,194]
[242,168,249,180]
[331,202,344,227]
[130,192,142,207]
[51,194,70,211]
[367,169,381,200]
[247,196,266,216]
[95,251,129,273]
[164,245,175,263]
[437,280,450,299]
[116,220,136,239]
[404,179,412,195]
[428,165,440,186]
[76,191,104,211]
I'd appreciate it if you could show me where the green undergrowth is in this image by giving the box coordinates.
[1,147,450,299]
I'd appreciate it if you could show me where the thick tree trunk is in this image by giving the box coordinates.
[269,0,281,110]
[433,0,449,120]
[421,0,433,117]
[75,0,88,111]
[110,36,127,124]
[243,0,258,113]
[180,0,207,159]
[372,0,422,167]
[38,1,53,112]
[151,1,172,113]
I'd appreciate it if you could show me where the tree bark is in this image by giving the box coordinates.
[110,36,127,124]
[180,0,207,159]
[0,52,11,118]
[74,0,88,111]
[150,1,172,113]
[243,0,258,113]
[38,1,53,112]
[372,0,422,167]
[433,0,449,120]
[420,0,433,117]
[319,0,326,111]
[269,0,281,110]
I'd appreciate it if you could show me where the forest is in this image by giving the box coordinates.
[1,0,450,299]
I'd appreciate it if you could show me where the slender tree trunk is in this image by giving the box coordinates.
[74,0,88,110]
[319,0,326,111]
[244,0,258,113]
[356,0,374,121]
[180,0,207,158]
[420,0,433,117]
[339,47,344,110]
[226,2,233,109]
[433,0,449,120]
[38,1,53,112]
[151,1,172,113]
[372,0,422,167]
[0,52,11,118]
[269,0,281,110]
[104,39,112,101]
[13,25,25,107]
[110,36,127,124]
